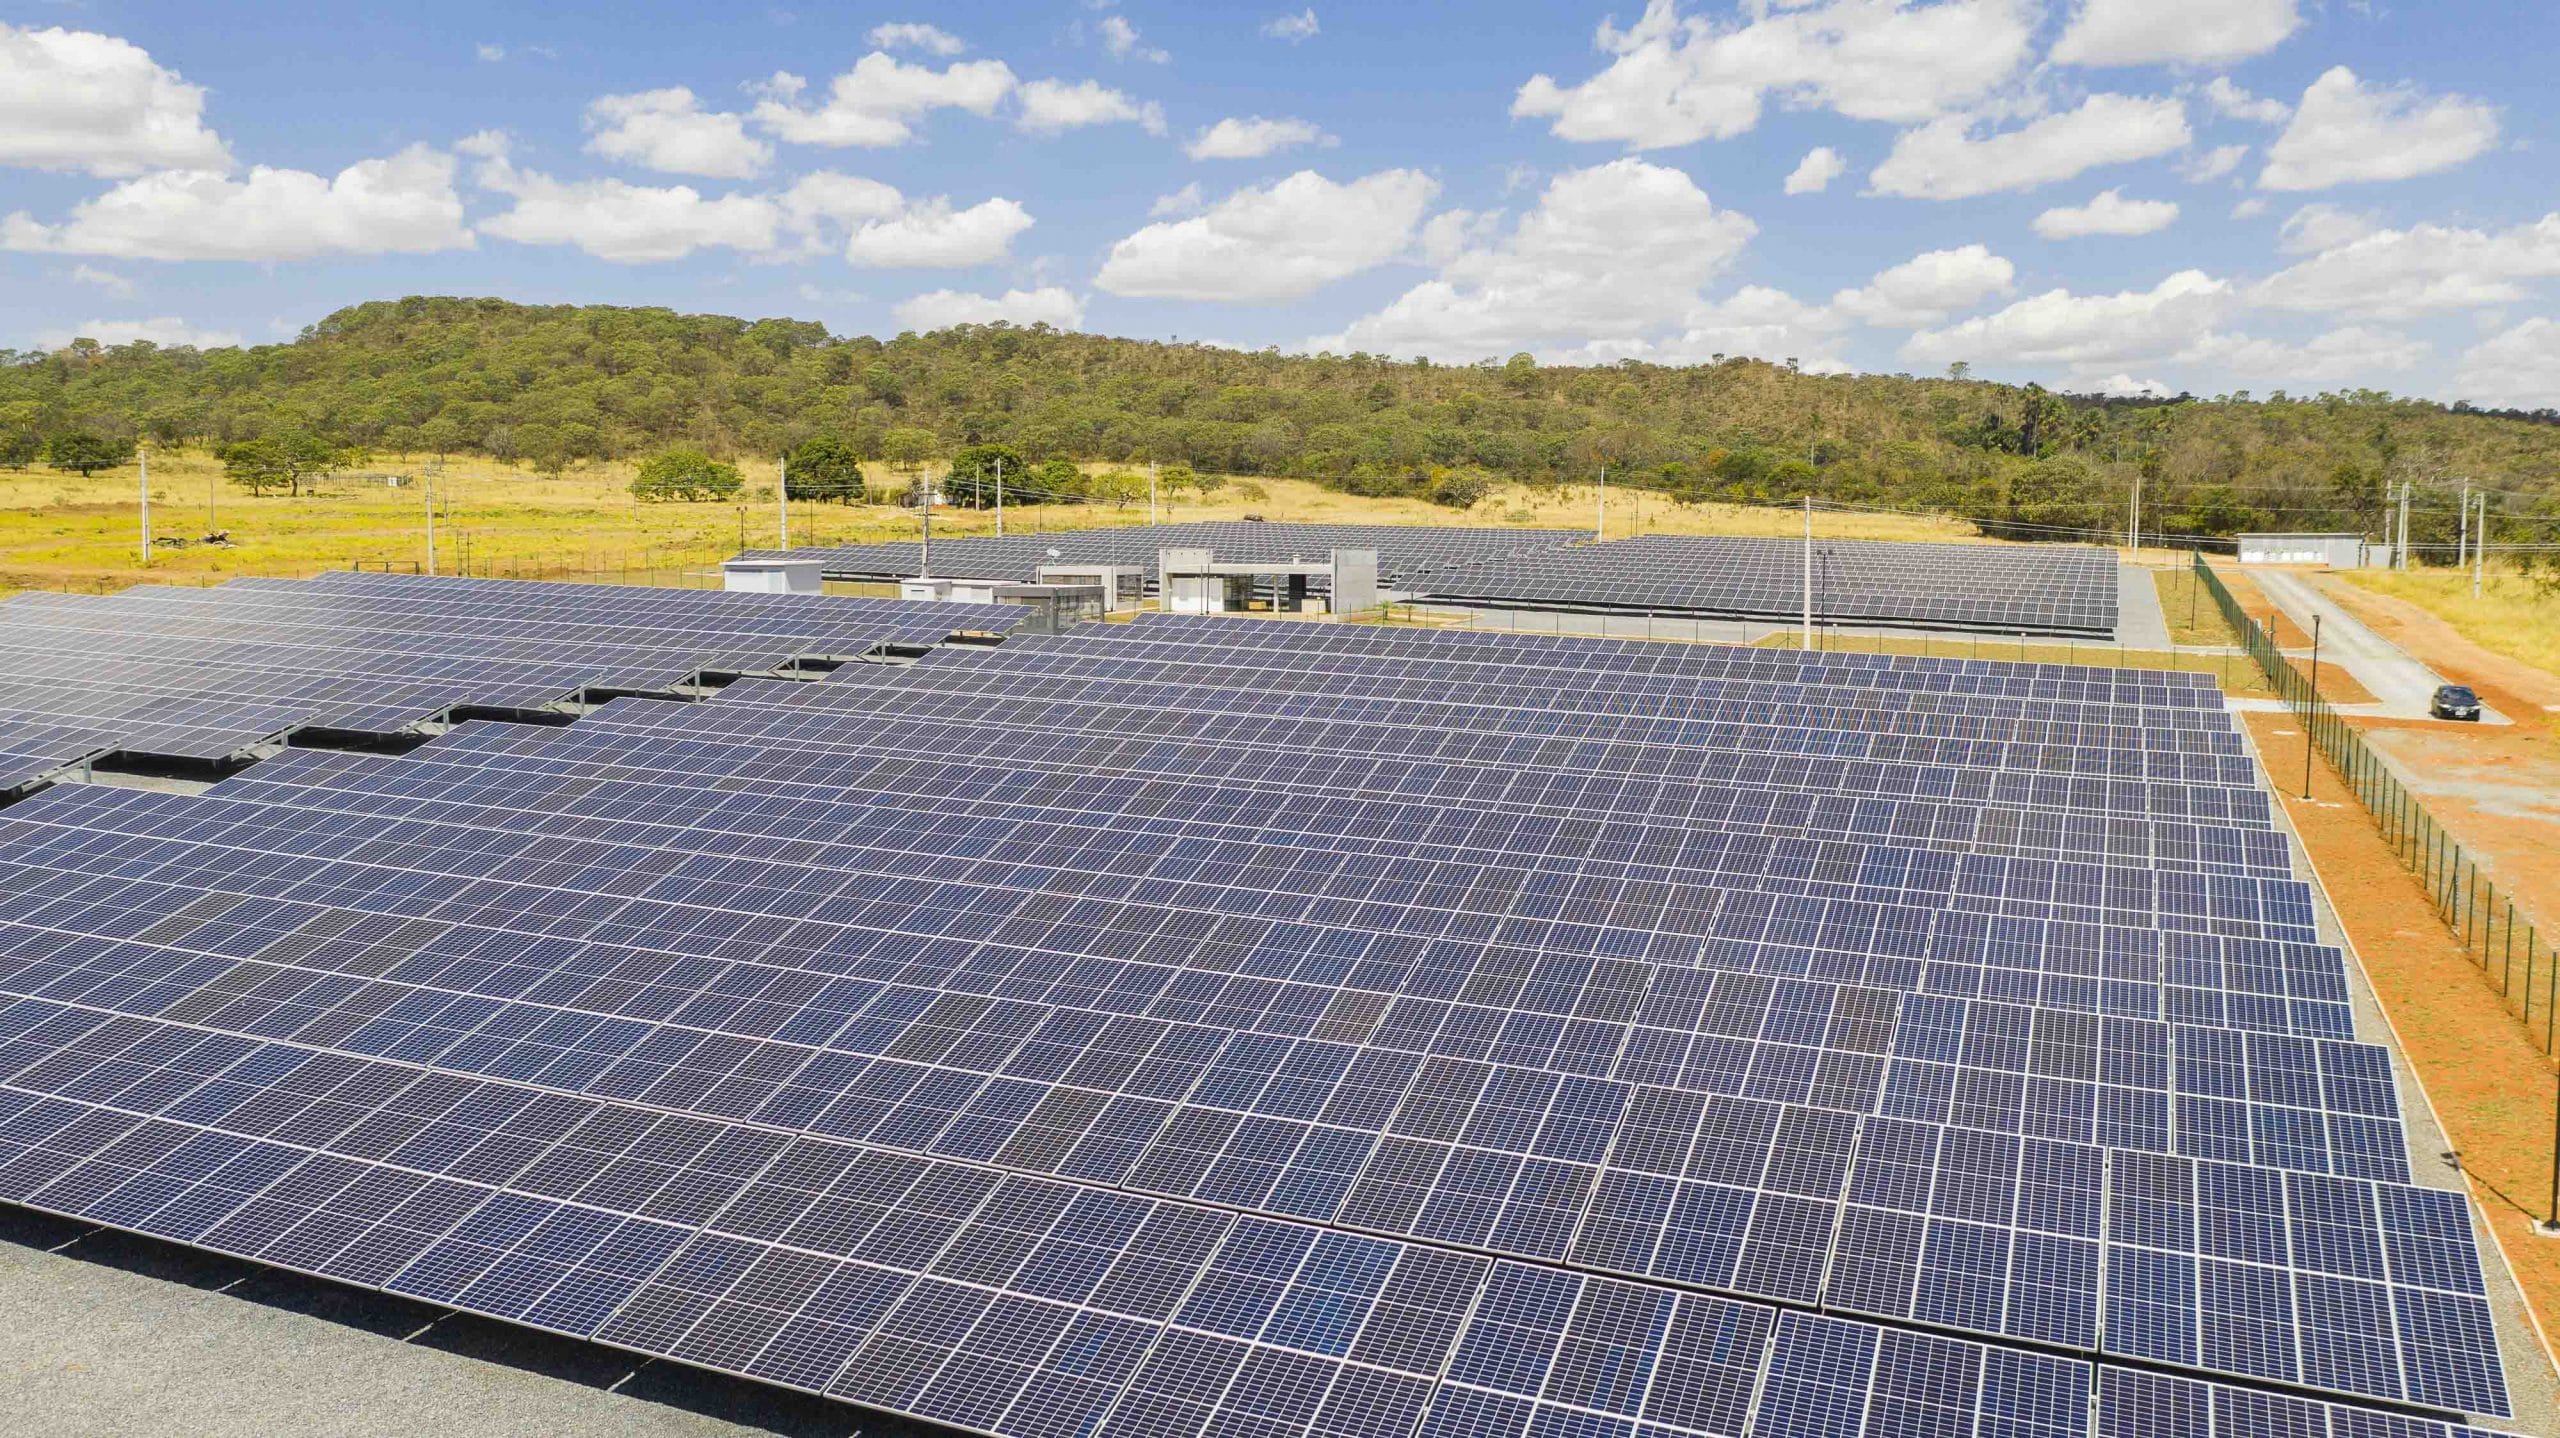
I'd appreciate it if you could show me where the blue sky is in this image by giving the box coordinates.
[3,1,2556,405]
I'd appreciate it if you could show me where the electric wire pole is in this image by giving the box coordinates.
[2459,479,2471,571]
[777,454,789,548]
[995,456,1005,537]
[2396,482,2410,570]
[137,445,151,563]
[1801,493,1813,652]
[2475,492,2488,598]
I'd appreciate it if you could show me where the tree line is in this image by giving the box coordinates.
[5,295,2556,548]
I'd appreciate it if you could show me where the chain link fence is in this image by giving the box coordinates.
[2193,553,2558,1050]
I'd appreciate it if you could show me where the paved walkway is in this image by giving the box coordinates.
[2115,566,2172,648]
[2251,568,2508,722]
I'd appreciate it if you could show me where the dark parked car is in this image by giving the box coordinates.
[2431,684,2482,720]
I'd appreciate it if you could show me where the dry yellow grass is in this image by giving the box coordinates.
[2341,568,2560,679]
[0,452,1987,597]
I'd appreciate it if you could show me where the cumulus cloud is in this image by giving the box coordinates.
[1097,15,1169,64]
[473,159,779,263]
[2032,189,2179,239]
[2250,214,2560,319]
[2453,319,2560,410]
[1784,147,1847,195]
[1513,0,2036,149]
[1868,94,2190,199]
[750,54,1016,148]
[1902,270,2234,372]
[1185,116,1331,161]
[0,24,230,176]
[2050,0,2300,68]
[842,196,1032,267]
[2204,77,2290,125]
[868,22,966,56]
[2178,144,2248,183]
[3,145,471,261]
[584,88,771,179]
[2275,203,2380,256]
[1829,244,2015,324]
[1312,159,1759,360]
[1262,10,1320,42]
[1148,182,1205,218]
[67,264,134,297]
[2190,327,2427,386]
[33,316,241,350]
[1015,79,1165,136]
[1097,168,1439,303]
[894,286,1086,331]
[2259,67,2498,191]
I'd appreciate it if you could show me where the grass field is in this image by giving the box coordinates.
[2342,567,2560,680]
[0,452,1988,597]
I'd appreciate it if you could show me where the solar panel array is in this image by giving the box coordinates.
[745,522,1591,589]
[1415,536,2122,638]
[0,603,2519,1436]
[0,572,1018,787]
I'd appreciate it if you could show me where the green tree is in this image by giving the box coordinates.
[786,433,865,503]
[218,431,344,498]
[882,426,936,474]
[630,448,744,502]
[944,442,1027,509]
[0,431,39,470]
[44,431,134,476]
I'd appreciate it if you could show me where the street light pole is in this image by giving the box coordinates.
[1801,493,1813,652]
[995,456,1005,538]
[777,453,789,549]
[2303,613,2322,801]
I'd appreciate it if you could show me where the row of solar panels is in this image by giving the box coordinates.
[755,527,2121,638]
[0,599,2516,1427]
[0,573,1020,789]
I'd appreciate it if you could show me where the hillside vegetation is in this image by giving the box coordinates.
[6,296,2557,548]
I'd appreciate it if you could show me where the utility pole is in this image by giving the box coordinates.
[1801,493,1813,652]
[2475,492,2488,598]
[2458,479,2471,571]
[2128,468,2140,555]
[777,454,789,549]
[2396,482,2410,570]
[995,456,1005,538]
[918,477,932,579]
[424,470,437,575]
[137,445,151,563]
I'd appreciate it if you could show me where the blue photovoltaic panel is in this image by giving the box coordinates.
[0,599,2517,1433]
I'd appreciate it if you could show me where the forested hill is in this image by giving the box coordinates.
[7,295,2558,544]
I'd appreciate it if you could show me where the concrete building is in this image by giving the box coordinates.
[2236,533,2386,568]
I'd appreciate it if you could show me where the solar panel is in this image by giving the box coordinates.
[0,597,2519,1432]
[1413,535,2122,638]
[747,521,1591,590]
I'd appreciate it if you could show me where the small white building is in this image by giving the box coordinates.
[2235,533,2383,569]
[721,558,826,595]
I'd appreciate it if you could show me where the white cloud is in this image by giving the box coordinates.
[2275,203,2379,255]
[1016,79,1165,136]
[1262,10,1320,42]
[1783,147,1846,195]
[475,43,506,63]
[1902,270,2233,372]
[2032,188,2179,239]
[2050,0,2300,68]
[584,88,771,179]
[1868,93,2189,200]
[2092,374,2171,397]
[4,145,471,261]
[776,171,907,235]
[473,157,777,263]
[2192,326,2427,386]
[1513,0,2037,149]
[1830,244,2014,325]
[843,196,1032,267]
[2232,198,2269,219]
[2204,77,2290,125]
[750,54,1016,148]
[1097,168,1439,303]
[1185,116,1331,161]
[67,264,133,297]
[2453,319,2560,409]
[1098,15,1170,64]
[2179,144,2248,183]
[2259,67,2499,191]
[868,22,966,56]
[1312,159,1759,361]
[0,24,231,176]
[1148,182,1205,218]
[2251,214,2560,320]
[33,316,241,350]
[894,286,1086,331]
